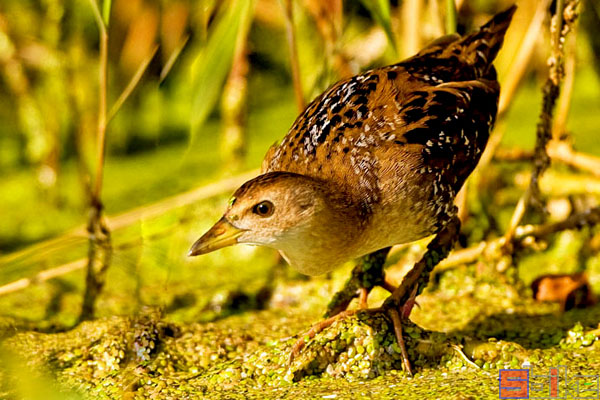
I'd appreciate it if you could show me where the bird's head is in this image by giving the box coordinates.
[188,172,354,260]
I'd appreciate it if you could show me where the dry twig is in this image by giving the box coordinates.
[80,0,112,322]
[221,31,250,169]
[503,0,579,247]
[497,0,551,117]
[495,142,600,179]
[80,0,161,322]
[552,28,577,140]
[281,0,305,112]
[436,206,600,274]
[548,141,600,178]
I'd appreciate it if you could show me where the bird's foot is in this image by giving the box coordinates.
[379,287,419,376]
[289,300,415,376]
[386,307,413,376]
[289,309,361,365]
[290,301,399,366]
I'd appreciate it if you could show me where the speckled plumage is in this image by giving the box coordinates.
[262,7,514,238]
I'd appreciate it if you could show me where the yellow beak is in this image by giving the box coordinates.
[188,217,245,256]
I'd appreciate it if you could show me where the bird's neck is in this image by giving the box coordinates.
[277,199,367,276]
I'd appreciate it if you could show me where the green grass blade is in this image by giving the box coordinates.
[360,0,397,52]
[445,0,457,34]
[102,0,112,26]
[190,0,255,141]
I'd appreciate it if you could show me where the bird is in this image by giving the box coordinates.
[189,5,516,374]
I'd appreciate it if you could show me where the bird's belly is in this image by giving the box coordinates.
[380,207,434,245]
[356,194,439,256]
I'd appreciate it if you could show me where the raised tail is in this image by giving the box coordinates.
[458,5,517,76]
[403,5,517,82]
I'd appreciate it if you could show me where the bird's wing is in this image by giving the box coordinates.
[262,69,398,209]
[263,66,498,208]
[385,77,500,193]
[263,6,515,211]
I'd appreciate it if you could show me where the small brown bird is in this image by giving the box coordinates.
[190,6,516,373]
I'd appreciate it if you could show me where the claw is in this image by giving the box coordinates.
[401,284,420,319]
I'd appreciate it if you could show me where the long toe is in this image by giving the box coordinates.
[289,310,358,365]
[388,308,413,376]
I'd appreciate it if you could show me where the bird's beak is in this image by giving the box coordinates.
[188,217,245,256]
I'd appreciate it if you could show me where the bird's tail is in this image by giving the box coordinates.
[458,5,517,76]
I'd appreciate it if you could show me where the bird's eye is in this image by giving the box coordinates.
[252,201,274,217]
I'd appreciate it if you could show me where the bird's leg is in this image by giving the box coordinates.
[290,248,390,363]
[381,278,420,318]
[401,284,420,319]
[324,247,391,317]
[382,214,461,374]
[385,214,460,308]
[358,287,369,309]
[388,308,411,374]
